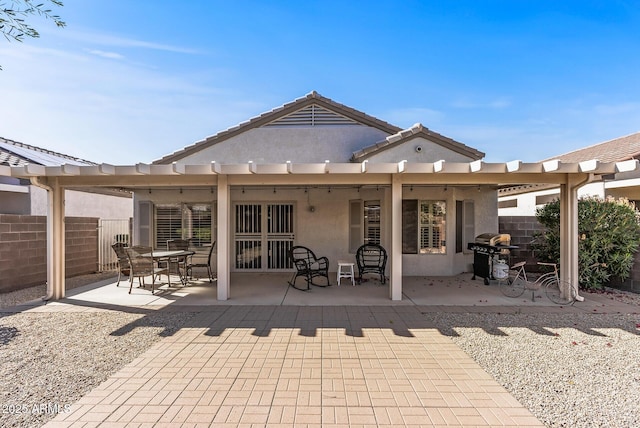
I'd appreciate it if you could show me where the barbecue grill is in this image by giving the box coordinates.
[468,233,517,285]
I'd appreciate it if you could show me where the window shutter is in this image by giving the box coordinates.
[402,199,418,254]
[456,200,463,253]
[463,200,475,253]
[349,200,362,253]
[137,201,153,246]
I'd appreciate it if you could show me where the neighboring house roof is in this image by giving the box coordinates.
[351,123,485,162]
[544,131,640,163]
[0,137,96,167]
[499,131,640,197]
[153,91,403,164]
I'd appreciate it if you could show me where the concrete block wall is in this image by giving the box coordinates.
[498,216,544,268]
[0,215,98,293]
[500,215,640,292]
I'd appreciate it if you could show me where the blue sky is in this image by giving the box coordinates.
[1,0,639,165]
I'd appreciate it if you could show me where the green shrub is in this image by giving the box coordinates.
[532,197,640,290]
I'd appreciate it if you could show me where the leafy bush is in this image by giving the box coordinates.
[532,197,640,290]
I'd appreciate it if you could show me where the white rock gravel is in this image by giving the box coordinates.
[0,309,200,428]
[1,278,639,428]
[432,311,640,428]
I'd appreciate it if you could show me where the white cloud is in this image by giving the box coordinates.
[86,49,125,60]
[44,27,202,55]
[0,42,253,165]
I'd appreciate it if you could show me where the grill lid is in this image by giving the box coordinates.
[474,233,511,246]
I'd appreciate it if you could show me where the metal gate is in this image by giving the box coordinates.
[98,219,130,272]
[234,203,294,271]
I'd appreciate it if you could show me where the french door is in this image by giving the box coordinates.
[234,203,294,271]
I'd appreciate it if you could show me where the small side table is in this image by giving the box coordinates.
[337,260,355,286]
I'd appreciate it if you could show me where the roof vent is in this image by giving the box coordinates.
[264,104,358,127]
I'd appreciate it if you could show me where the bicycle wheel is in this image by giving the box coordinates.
[545,279,577,305]
[500,271,526,298]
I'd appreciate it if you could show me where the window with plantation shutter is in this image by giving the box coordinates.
[154,203,213,249]
[155,205,182,249]
[402,199,447,254]
[184,203,212,247]
[419,201,446,254]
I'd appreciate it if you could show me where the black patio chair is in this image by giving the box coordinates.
[288,245,330,290]
[356,243,388,284]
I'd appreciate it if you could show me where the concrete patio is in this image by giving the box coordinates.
[7,273,637,427]
[19,271,635,311]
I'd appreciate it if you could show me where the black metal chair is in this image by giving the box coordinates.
[288,245,330,290]
[356,243,388,284]
[186,242,216,283]
[111,242,130,286]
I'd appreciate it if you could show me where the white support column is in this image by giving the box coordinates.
[217,174,230,300]
[48,178,66,300]
[390,174,403,300]
[559,179,583,301]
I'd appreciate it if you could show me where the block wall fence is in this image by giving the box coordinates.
[499,215,640,293]
[0,215,98,293]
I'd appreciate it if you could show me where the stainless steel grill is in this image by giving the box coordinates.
[468,233,515,285]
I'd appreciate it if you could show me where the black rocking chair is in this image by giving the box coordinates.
[288,245,331,290]
[356,243,388,284]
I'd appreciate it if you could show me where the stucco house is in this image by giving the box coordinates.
[0,137,133,293]
[0,137,132,217]
[1,91,634,301]
[140,91,490,282]
[497,131,640,292]
[498,131,640,216]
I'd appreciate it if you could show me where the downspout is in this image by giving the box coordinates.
[569,172,598,302]
[30,176,56,302]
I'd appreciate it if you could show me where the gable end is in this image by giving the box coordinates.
[264,104,359,127]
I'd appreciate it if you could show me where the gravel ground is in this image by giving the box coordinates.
[0,272,119,309]
[437,311,640,428]
[0,279,639,427]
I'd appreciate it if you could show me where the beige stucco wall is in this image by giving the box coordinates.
[133,184,495,277]
[365,136,477,163]
[30,186,133,218]
[176,126,391,164]
[400,186,497,276]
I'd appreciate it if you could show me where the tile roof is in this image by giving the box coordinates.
[0,137,96,167]
[351,123,485,162]
[153,91,403,164]
[543,131,640,163]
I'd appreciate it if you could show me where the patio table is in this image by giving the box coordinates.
[142,250,195,287]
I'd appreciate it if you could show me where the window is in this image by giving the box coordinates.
[419,201,446,254]
[402,200,446,254]
[155,203,212,249]
[364,201,381,245]
[349,200,382,252]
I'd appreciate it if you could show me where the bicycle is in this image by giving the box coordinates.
[498,261,577,305]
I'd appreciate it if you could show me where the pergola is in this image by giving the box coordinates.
[3,158,636,302]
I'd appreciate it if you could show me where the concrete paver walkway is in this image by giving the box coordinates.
[18,274,634,427]
[45,305,544,427]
